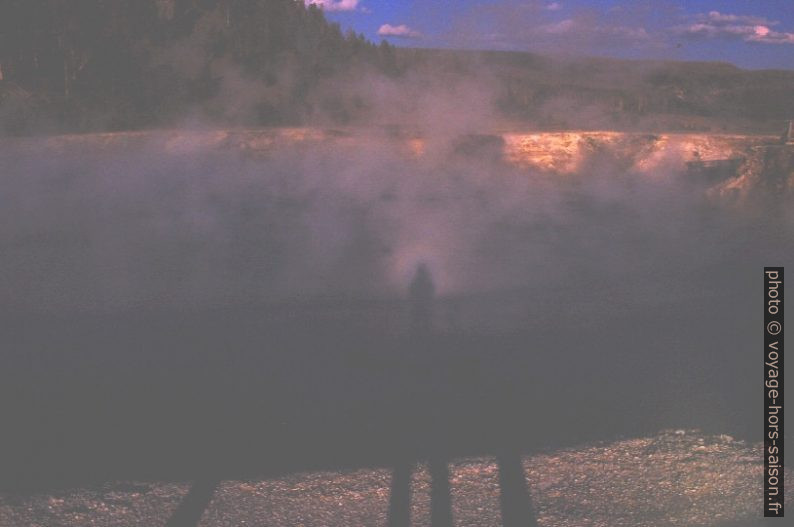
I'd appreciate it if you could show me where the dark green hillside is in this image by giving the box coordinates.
[393,48,794,132]
[0,0,395,133]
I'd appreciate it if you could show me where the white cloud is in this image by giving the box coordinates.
[305,0,360,12]
[537,18,574,35]
[446,1,662,53]
[378,23,422,39]
[536,17,650,43]
[675,11,794,45]
[747,28,794,44]
[704,11,775,27]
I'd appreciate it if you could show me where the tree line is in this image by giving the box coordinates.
[0,0,399,133]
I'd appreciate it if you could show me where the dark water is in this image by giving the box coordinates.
[0,137,790,490]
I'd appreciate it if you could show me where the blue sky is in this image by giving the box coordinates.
[307,1,794,70]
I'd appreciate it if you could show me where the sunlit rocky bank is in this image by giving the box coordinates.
[5,127,790,199]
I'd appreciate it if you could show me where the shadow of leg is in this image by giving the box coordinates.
[166,478,220,527]
[388,460,412,527]
[429,457,454,527]
[497,451,538,527]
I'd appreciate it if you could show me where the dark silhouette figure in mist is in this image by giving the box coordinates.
[409,263,435,335]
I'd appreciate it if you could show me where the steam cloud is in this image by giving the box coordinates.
[0,121,788,322]
[1,68,791,455]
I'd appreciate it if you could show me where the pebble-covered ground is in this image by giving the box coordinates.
[0,481,190,527]
[1,430,789,527]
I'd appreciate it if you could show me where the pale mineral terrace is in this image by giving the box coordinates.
[6,127,790,198]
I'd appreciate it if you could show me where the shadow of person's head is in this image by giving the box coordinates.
[409,262,435,334]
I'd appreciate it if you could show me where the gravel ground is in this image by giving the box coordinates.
[0,481,189,527]
[1,430,789,527]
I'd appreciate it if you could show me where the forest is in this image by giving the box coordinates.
[0,0,398,133]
